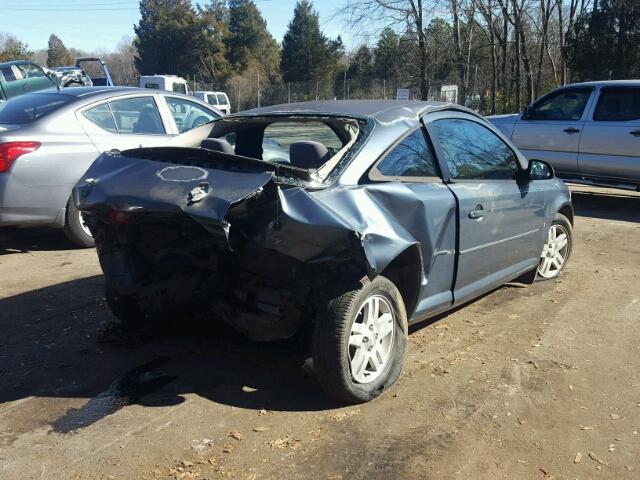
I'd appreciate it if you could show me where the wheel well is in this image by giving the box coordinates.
[380,246,422,318]
[558,204,574,225]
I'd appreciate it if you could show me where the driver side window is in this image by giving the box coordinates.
[432,118,519,180]
[525,88,592,121]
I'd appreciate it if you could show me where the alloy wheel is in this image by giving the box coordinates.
[537,224,569,279]
[348,295,395,384]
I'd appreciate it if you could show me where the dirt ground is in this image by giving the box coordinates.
[1,185,639,480]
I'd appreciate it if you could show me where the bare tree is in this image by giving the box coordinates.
[338,0,431,99]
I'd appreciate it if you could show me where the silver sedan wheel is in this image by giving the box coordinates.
[79,211,93,238]
[537,224,569,279]
[348,295,395,384]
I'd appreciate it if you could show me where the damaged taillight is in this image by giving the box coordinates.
[106,210,132,225]
[0,142,41,173]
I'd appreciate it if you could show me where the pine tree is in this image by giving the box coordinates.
[374,28,399,84]
[134,0,212,77]
[281,0,340,83]
[226,0,280,78]
[46,34,73,67]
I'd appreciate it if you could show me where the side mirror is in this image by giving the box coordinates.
[521,105,531,119]
[527,159,554,180]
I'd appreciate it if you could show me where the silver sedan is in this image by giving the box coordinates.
[0,87,221,246]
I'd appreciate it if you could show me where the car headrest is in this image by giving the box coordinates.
[201,138,235,155]
[289,141,329,170]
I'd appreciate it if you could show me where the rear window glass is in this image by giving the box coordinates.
[0,93,73,124]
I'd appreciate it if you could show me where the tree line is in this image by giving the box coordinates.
[1,0,639,114]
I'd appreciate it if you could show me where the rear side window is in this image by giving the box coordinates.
[0,66,18,82]
[216,93,227,104]
[83,103,117,133]
[432,118,519,180]
[172,83,187,94]
[108,97,164,134]
[594,88,640,121]
[206,94,219,105]
[0,93,73,124]
[372,128,439,179]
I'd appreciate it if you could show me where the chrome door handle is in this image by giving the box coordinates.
[469,205,485,219]
[563,128,580,134]
[630,130,640,137]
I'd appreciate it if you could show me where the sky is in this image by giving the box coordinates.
[1,0,357,53]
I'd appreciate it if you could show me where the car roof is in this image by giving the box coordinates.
[0,60,38,67]
[237,100,475,125]
[562,79,640,88]
[26,86,208,104]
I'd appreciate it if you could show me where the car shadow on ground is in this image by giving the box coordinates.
[0,227,78,254]
[570,187,640,223]
[0,271,338,435]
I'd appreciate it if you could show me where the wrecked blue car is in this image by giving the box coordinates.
[74,101,573,403]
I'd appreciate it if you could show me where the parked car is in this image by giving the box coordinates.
[140,75,189,94]
[74,100,573,403]
[192,91,231,115]
[0,86,221,246]
[0,60,57,102]
[489,80,640,191]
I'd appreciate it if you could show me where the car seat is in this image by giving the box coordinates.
[289,141,330,170]
[201,138,235,154]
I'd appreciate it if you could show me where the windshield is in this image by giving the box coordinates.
[0,93,73,124]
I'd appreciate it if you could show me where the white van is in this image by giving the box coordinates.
[140,75,190,95]
[193,91,231,115]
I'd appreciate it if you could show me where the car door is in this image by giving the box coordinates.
[578,86,640,184]
[512,87,594,176]
[427,112,546,304]
[16,63,56,94]
[79,95,173,152]
[367,126,457,317]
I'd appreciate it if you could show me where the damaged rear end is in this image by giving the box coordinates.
[75,147,369,341]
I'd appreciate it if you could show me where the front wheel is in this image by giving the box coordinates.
[536,213,572,280]
[312,276,408,404]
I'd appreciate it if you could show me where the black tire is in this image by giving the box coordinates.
[312,275,408,404]
[63,197,95,247]
[536,212,572,281]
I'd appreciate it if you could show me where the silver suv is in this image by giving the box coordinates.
[489,80,640,191]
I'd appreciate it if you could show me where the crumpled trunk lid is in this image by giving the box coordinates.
[74,148,275,227]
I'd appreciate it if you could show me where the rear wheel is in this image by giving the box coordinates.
[312,276,408,404]
[536,213,572,280]
[63,197,94,247]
